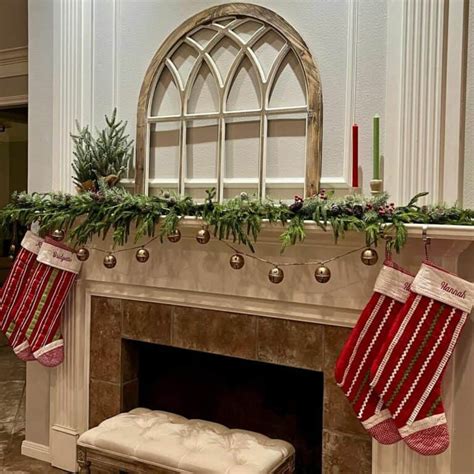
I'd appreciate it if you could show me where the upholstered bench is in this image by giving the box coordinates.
[77,408,295,473]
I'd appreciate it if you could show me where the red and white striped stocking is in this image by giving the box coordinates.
[370,262,473,455]
[9,238,81,367]
[0,232,43,352]
[334,261,414,444]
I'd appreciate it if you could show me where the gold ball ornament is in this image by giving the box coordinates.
[268,266,284,284]
[314,265,331,283]
[103,253,117,269]
[8,244,16,260]
[167,229,181,243]
[196,228,211,244]
[136,247,149,263]
[51,229,65,241]
[76,247,89,262]
[361,248,378,266]
[229,253,245,270]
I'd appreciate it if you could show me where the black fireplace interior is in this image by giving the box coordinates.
[132,341,324,473]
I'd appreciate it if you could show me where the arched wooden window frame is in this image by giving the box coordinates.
[135,3,322,198]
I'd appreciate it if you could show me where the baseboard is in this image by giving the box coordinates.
[21,440,51,463]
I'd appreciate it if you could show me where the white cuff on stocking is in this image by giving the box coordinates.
[21,231,43,255]
[374,264,414,303]
[37,243,82,274]
[412,263,474,313]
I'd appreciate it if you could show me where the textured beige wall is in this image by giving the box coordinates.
[0,76,28,98]
[0,0,28,50]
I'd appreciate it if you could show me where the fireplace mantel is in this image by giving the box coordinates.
[38,226,472,472]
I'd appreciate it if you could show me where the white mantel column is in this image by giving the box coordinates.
[51,0,93,193]
[384,0,468,206]
[48,1,93,471]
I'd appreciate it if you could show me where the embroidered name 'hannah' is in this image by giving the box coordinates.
[53,250,72,263]
[441,281,466,299]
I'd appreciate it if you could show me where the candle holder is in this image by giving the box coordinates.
[370,179,383,195]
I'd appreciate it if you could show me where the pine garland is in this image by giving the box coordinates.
[0,188,472,253]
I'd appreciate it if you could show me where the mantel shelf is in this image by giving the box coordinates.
[178,217,474,241]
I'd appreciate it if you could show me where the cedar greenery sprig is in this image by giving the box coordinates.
[0,189,472,252]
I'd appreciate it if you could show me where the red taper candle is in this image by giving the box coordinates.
[352,124,359,188]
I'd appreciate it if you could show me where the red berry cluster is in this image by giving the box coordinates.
[378,202,396,217]
[318,189,327,200]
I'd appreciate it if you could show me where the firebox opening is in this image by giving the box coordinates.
[126,340,324,473]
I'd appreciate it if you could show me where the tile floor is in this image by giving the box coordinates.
[0,333,63,473]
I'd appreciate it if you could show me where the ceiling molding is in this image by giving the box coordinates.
[0,46,28,79]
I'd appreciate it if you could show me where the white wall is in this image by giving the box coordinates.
[62,0,388,195]
[29,0,470,203]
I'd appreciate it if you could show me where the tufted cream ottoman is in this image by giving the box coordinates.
[77,408,295,473]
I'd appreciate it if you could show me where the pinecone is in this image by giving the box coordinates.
[289,195,304,213]
[330,204,342,216]
[353,204,364,219]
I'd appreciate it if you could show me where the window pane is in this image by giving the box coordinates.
[226,56,261,111]
[171,42,198,89]
[186,119,218,180]
[268,51,306,109]
[190,27,217,48]
[188,61,219,114]
[210,36,240,85]
[184,187,214,201]
[150,67,181,116]
[225,118,260,179]
[251,30,286,81]
[231,20,264,44]
[224,186,258,200]
[267,117,305,178]
[148,186,178,197]
[149,122,180,180]
[265,185,304,202]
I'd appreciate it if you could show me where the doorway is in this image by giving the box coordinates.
[0,106,27,284]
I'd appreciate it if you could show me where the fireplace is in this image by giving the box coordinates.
[131,341,323,473]
[88,296,372,473]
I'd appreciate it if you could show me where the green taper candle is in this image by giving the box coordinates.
[373,114,380,179]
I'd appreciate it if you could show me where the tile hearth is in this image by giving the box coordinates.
[89,296,372,473]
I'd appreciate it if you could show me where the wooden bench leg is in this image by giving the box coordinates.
[77,446,91,473]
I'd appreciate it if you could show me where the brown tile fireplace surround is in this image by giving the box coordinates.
[89,296,371,473]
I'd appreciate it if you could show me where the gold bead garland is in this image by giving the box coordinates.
[135,247,150,263]
[103,253,117,269]
[361,248,378,266]
[51,229,65,241]
[75,225,381,284]
[196,228,211,244]
[76,247,90,261]
[167,229,181,243]
[230,254,245,269]
[314,265,331,283]
[268,266,284,284]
